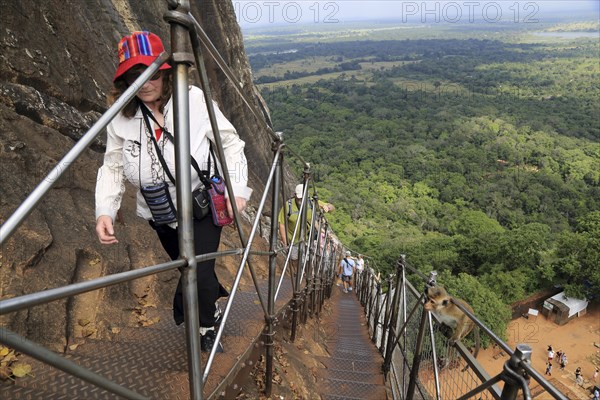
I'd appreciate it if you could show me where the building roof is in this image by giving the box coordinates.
[548,291,588,318]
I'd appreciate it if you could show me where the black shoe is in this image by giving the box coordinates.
[201,330,224,353]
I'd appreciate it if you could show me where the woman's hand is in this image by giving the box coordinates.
[227,196,247,219]
[96,215,118,244]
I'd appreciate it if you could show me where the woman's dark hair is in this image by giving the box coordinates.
[107,70,172,118]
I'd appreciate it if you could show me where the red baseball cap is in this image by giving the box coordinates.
[113,31,171,82]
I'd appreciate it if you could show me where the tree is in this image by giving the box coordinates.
[480,269,528,304]
[553,212,600,300]
[450,211,505,274]
[448,210,504,237]
[498,223,551,272]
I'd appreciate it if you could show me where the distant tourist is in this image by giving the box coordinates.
[545,362,552,376]
[356,254,365,274]
[575,366,583,385]
[278,184,314,272]
[338,251,356,293]
[559,353,567,370]
[547,346,554,362]
[279,183,334,270]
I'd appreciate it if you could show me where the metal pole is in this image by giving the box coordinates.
[501,344,533,400]
[372,281,382,344]
[265,138,283,396]
[275,161,309,301]
[401,265,408,397]
[317,223,330,314]
[310,212,323,318]
[204,147,284,382]
[325,247,336,299]
[315,221,328,277]
[312,217,323,318]
[405,297,429,400]
[167,3,203,398]
[380,276,393,353]
[303,196,319,322]
[297,177,313,288]
[383,257,404,374]
[290,173,310,342]
[427,313,442,400]
[185,17,269,316]
[359,268,367,306]
[365,274,373,330]
[457,374,504,400]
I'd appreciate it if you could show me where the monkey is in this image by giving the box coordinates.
[424,286,480,364]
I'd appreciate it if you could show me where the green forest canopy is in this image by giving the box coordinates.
[249,23,600,305]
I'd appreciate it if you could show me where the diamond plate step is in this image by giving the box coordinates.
[320,378,388,399]
[327,368,385,385]
[321,395,373,400]
[316,356,383,375]
[315,288,389,399]
[0,283,294,400]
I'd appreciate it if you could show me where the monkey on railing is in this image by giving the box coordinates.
[424,285,480,369]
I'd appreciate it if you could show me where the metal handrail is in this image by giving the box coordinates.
[358,260,569,400]
[0,258,183,315]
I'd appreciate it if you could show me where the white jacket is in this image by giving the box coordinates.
[95,85,252,223]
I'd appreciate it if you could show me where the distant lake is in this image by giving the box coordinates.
[533,31,599,39]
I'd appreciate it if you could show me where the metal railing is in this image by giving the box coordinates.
[355,257,570,400]
[0,1,342,399]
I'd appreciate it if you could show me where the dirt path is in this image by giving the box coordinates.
[477,303,600,399]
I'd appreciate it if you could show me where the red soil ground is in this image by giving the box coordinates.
[478,303,600,399]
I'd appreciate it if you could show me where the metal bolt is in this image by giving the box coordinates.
[510,343,532,367]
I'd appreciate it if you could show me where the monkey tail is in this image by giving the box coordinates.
[473,326,480,359]
[461,327,481,372]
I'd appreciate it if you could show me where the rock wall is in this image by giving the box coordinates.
[0,0,276,350]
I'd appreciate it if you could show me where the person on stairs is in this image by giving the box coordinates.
[338,251,356,293]
[95,31,252,353]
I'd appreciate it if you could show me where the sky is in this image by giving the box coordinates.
[233,0,600,28]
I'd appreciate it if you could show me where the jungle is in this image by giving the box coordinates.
[244,20,599,319]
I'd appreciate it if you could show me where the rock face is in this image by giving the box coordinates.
[0,0,276,350]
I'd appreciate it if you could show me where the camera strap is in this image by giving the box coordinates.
[139,102,212,188]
